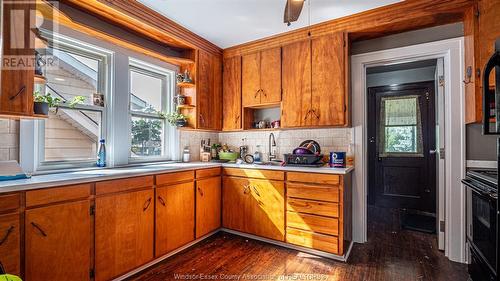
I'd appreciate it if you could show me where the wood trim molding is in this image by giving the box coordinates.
[61,0,222,55]
[223,0,474,58]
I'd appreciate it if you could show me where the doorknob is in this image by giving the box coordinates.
[429,149,437,155]
[369,137,375,143]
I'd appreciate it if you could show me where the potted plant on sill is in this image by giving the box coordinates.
[161,111,188,127]
[33,92,87,115]
[33,91,61,115]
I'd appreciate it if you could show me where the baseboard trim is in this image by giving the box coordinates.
[113,229,220,281]
[220,228,351,262]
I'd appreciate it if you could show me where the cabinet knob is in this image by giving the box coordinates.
[143,197,152,211]
[198,187,204,197]
[158,196,166,207]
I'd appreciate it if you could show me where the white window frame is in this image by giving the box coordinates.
[128,58,176,163]
[20,31,113,173]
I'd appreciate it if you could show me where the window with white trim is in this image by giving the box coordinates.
[128,59,175,162]
[34,39,109,170]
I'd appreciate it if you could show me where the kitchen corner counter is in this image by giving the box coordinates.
[0,162,354,194]
[222,163,354,175]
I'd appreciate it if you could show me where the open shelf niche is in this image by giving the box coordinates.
[243,103,281,130]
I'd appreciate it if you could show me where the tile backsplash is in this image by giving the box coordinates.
[218,128,353,162]
[179,130,219,161]
[0,119,19,162]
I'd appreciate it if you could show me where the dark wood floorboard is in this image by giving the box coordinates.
[127,206,468,281]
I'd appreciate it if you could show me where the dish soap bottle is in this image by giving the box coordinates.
[253,145,262,163]
[97,139,106,167]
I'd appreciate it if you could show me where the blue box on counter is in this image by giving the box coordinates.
[329,152,346,168]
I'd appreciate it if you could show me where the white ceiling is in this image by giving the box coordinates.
[138,0,402,49]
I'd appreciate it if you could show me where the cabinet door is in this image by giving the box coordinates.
[247,178,285,241]
[222,176,250,232]
[0,1,34,116]
[197,50,222,130]
[260,47,282,104]
[311,33,347,126]
[479,0,500,91]
[196,177,221,238]
[282,40,312,128]
[0,214,20,276]
[223,56,242,131]
[156,182,195,256]
[242,52,261,106]
[95,189,154,281]
[25,200,91,281]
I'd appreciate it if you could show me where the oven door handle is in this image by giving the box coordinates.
[462,179,497,201]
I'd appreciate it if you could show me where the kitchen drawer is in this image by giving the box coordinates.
[156,170,194,186]
[287,198,339,218]
[96,176,154,195]
[223,168,284,181]
[287,182,339,202]
[26,184,91,207]
[287,211,338,236]
[286,227,339,254]
[287,172,340,185]
[0,193,21,213]
[196,167,221,179]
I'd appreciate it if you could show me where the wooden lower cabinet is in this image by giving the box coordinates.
[156,182,195,256]
[95,189,154,281]
[0,213,20,276]
[196,176,221,238]
[25,200,91,281]
[222,175,285,241]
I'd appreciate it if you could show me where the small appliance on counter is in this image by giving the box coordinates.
[283,140,325,167]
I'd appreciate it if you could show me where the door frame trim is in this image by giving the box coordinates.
[351,38,466,263]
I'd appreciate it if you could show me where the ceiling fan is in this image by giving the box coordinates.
[283,0,305,26]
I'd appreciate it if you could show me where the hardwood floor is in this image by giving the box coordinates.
[127,206,468,281]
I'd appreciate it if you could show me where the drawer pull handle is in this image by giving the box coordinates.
[252,186,261,197]
[158,196,166,207]
[0,226,14,245]
[198,187,204,197]
[143,197,152,211]
[31,222,47,237]
[243,185,250,194]
[10,86,25,101]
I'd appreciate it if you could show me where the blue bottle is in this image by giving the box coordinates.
[97,139,106,167]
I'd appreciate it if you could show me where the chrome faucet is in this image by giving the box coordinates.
[268,133,277,162]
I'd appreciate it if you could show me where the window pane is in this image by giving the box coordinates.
[130,116,163,157]
[43,109,101,162]
[384,97,417,125]
[384,126,417,153]
[130,70,163,113]
[43,48,101,107]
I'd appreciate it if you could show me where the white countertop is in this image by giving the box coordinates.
[0,162,353,194]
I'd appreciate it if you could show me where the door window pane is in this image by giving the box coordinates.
[130,69,163,113]
[379,96,423,157]
[130,117,163,157]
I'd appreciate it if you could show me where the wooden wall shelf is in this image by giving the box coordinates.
[34,74,47,84]
[177,104,195,109]
[177,82,195,88]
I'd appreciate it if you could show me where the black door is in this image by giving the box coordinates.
[368,81,436,213]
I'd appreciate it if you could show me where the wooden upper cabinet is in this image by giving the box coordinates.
[282,33,348,128]
[311,33,348,126]
[242,52,261,106]
[0,214,20,277]
[95,189,154,281]
[1,1,35,117]
[260,47,282,104]
[25,200,91,281]
[282,40,312,128]
[222,56,242,131]
[242,48,281,107]
[156,182,195,256]
[196,176,221,238]
[197,50,222,130]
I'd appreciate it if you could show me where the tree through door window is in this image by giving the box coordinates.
[379,95,423,157]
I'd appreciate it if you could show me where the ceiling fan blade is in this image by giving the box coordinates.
[284,0,305,26]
